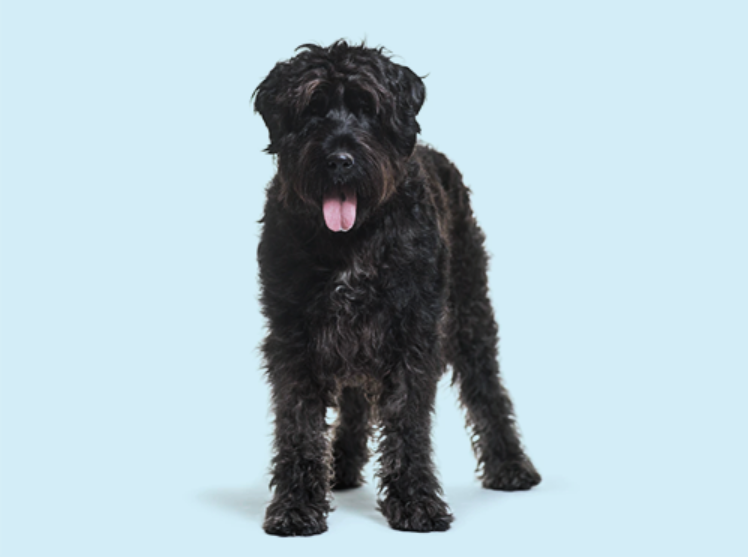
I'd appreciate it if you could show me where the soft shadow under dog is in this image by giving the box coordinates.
[199,483,387,526]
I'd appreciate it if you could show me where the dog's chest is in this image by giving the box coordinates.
[311,255,394,376]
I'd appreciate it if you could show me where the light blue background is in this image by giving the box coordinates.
[1,1,746,555]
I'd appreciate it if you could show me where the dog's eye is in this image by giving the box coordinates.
[346,91,375,116]
[305,94,328,117]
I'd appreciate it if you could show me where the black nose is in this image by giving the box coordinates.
[327,152,354,171]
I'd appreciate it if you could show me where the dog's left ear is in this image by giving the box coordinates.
[390,64,425,155]
[253,63,286,154]
[398,66,426,117]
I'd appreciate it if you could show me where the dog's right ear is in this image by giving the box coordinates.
[253,64,286,154]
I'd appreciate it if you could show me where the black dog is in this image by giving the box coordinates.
[253,41,540,536]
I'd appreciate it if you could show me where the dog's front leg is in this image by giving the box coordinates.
[263,363,331,537]
[376,360,454,532]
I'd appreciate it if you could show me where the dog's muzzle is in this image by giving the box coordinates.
[323,151,357,232]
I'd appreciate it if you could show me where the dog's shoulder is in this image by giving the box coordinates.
[413,143,474,219]
[413,144,463,186]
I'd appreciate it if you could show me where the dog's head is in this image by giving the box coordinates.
[253,40,425,232]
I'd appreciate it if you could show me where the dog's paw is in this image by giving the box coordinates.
[332,476,363,491]
[263,500,328,537]
[332,464,364,491]
[482,459,541,491]
[378,495,454,532]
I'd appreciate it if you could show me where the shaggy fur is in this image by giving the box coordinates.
[253,41,540,536]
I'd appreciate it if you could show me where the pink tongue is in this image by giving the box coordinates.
[323,188,357,232]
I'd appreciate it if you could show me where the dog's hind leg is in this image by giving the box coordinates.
[448,202,541,491]
[331,386,371,490]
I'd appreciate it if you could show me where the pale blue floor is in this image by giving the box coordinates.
[2,373,746,556]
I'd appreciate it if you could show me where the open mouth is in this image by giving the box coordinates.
[322,185,357,232]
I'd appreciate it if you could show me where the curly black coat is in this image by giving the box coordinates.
[253,41,540,536]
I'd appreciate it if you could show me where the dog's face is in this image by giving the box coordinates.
[254,41,425,232]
